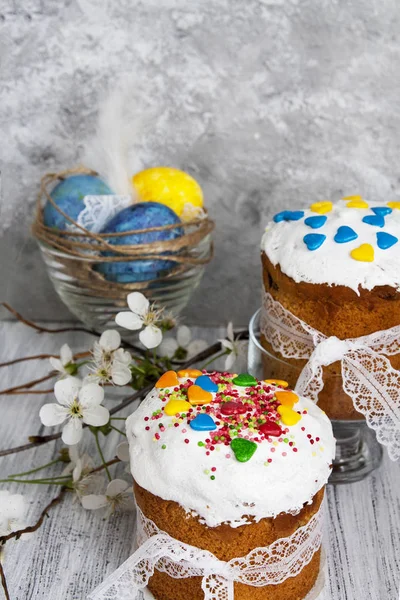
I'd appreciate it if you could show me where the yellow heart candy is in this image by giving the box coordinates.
[187,385,213,406]
[156,371,180,388]
[264,379,289,388]
[177,369,203,378]
[275,390,299,407]
[277,405,302,426]
[387,201,400,210]
[164,399,192,416]
[344,195,369,208]
[350,243,374,262]
[309,201,333,214]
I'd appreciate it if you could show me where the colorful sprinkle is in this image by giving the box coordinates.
[310,201,332,214]
[334,226,358,244]
[350,243,374,262]
[258,422,283,437]
[277,405,302,426]
[187,385,213,405]
[230,438,257,463]
[195,375,218,393]
[273,210,304,223]
[164,399,191,416]
[371,206,392,216]
[376,232,398,250]
[275,390,299,407]
[177,369,202,378]
[232,373,257,387]
[189,413,217,431]
[155,371,179,388]
[387,201,400,209]
[264,379,289,388]
[304,215,327,229]
[303,233,326,251]
[362,214,385,228]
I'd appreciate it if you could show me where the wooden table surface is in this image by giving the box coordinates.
[0,322,399,600]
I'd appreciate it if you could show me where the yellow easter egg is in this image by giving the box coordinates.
[132,167,203,217]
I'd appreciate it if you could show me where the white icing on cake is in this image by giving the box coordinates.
[126,373,335,528]
[261,200,400,293]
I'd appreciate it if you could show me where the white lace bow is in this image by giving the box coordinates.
[87,505,323,600]
[261,291,400,461]
[67,195,132,234]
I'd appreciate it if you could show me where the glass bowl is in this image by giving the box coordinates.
[37,233,212,332]
[248,309,383,484]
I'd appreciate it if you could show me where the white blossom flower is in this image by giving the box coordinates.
[218,322,247,371]
[115,292,163,349]
[62,446,104,501]
[39,378,110,445]
[87,330,132,386]
[49,344,77,378]
[116,441,130,462]
[0,490,26,536]
[157,325,208,360]
[81,479,132,515]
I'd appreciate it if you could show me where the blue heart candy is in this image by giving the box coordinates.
[334,226,358,244]
[304,215,327,229]
[376,232,398,250]
[372,206,392,216]
[195,375,218,393]
[362,214,385,227]
[273,210,305,223]
[189,413,217,432]
[303,233,326,251]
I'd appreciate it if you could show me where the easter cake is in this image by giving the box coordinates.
[127,369,335,600]
[261,196,400,419]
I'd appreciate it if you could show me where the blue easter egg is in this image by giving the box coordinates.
[43,175,113,230]
[96,202,183,283]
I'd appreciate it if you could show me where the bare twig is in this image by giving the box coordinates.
[0,561,10,600]
[1,303,97,336]
[0,373,55,395]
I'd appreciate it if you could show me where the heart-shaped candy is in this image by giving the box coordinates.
[309,201,332,214]
[334,226,358,244]
[304,215,327,229]
[275,390,299,407]
[303,233,326,251]
[195,375,218,393]
[187,385,212,405]
[177,369,203,378]
[371,206,392,216]
[220,401,248,416]
[387,201,400,209]
[362,214,385,228]
[164,399,192,416]
[264,379,289,388]
[259,421,283,437]
[344,195,368,208]
[156,371,179,388]
[376,232,398,250]
[232,373,257,387]
[230,438,257,462]
[277,405,302,426]
[273,210,305,223]
[350,243,374,262]
[189,413,216,431]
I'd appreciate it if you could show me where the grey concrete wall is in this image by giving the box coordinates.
[2,0,400,326]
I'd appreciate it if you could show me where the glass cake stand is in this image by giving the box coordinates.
[248,310,383,485]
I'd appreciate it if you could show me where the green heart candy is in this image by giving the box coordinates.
[230,438,257,462]
[232,373,257,387]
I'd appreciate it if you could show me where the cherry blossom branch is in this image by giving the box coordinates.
[0,350,91,369]
[0,561,10,600]
[1,303,97,336]
[0,373,55,395]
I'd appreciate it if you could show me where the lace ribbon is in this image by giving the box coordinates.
[87,505,323,600]
[67,195,132,234]
[261,291,400,461]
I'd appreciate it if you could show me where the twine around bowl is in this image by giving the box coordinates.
[32,166,214,293]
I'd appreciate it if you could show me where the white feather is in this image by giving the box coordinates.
[83,82,139,198]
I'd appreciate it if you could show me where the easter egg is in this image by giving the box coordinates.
[43,175,113,230]
[132,167,203,217]
[95,202,183,283]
